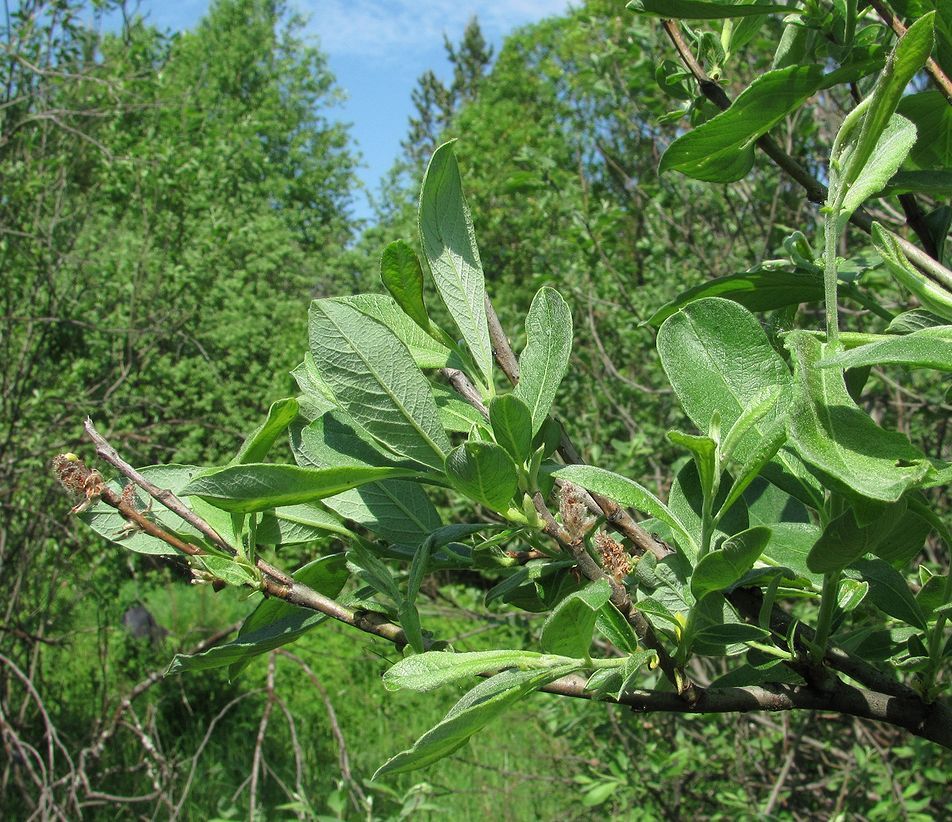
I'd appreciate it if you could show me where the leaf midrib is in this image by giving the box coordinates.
[423,155,490,379]
[319,305,447,468]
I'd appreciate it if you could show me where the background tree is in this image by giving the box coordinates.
[1,2,356,811]
[402,16,493,170]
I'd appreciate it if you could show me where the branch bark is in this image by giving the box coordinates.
[661,18,952,278]
[538,674,952,750]
[54,435,952,748]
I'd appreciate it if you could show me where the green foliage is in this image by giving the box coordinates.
[512,287,574,434]
[660,65,827,182]
[418,141,495,386]
[168,554,349,676]
[9,0,952,816]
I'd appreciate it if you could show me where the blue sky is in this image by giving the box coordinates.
[122,1,572,220]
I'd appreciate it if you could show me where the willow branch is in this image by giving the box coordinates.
[538,674,952,749]
[531,491,692,700]
[484,300,666,560]
[661,19,952,277]
[53,448,412,650]
[485,295,520,381]
[868,0,952,105]
[83,418,293,586]
[728,587,921,701]
[439,368,489,418]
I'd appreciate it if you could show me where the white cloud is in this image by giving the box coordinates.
[298,0,572,61]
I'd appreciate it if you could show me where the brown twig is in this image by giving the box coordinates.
[535,673,952,749]
[439,368,489,418]
[279,650,369,810]
[82,419,295,586]
[868,0,952,105]
[53,447,413,650]
[249,653,277,820]
[531,492,690,699]
[555,435,671,561]
[485,297,520,382]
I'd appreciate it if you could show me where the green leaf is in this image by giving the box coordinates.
[291,416,443,546]
[348,540,401,602]
[691,526,772,598]
[838,579,869,613]
[406,537,431,603]
[290,353,337,421]
[784,331,932,502]
[309,298,451,470]
[807,507,890,574]
[484,559,576,607]
[167,554,348,677]
[80,465,208,556]
[373,665,578,778]
[445,442,519,512]
[657,298,817,506]
[595,603,641,653]
[433,385,489,433]
[870,505,932,565]
[918,574,948,619]
[887,309,948,335]
[852,558,927,630]
[719,386,783,468]
[836,114,918,229]
[760,523,824,586]
[489,394,534,463]
[322,482,442,547]
[383,650,572,693]
[199,555,258,587]
[871,224,952,322]
[667,431,717,504]
[717,421,787,521]
[231,398,299,465]
[397,602,424,654]
[658,300,791,456]
[513,287,573,434]
[611,650,657,698]
[880,170,952,198]
[831,13,936,206]
[693,622,770,646]
[419,141,493,385]
[295,411,413,470]
[182,463,420,514]
[817,326,952,372]
[627,0,793,17]
[669,461,749,561]
[540,579,613,658]
[897,90,952,170]
[553,465,698,558]
[646,270,825,328]
[938,0,952,78]
[400,537,434,653]
[333,294,453,370]
[727,1,777,56]
[635,596,682,630]
[659,66,825,182]
[256,503,352,544]
[380,240,431,333]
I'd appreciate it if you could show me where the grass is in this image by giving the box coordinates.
[12,567,952,820]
